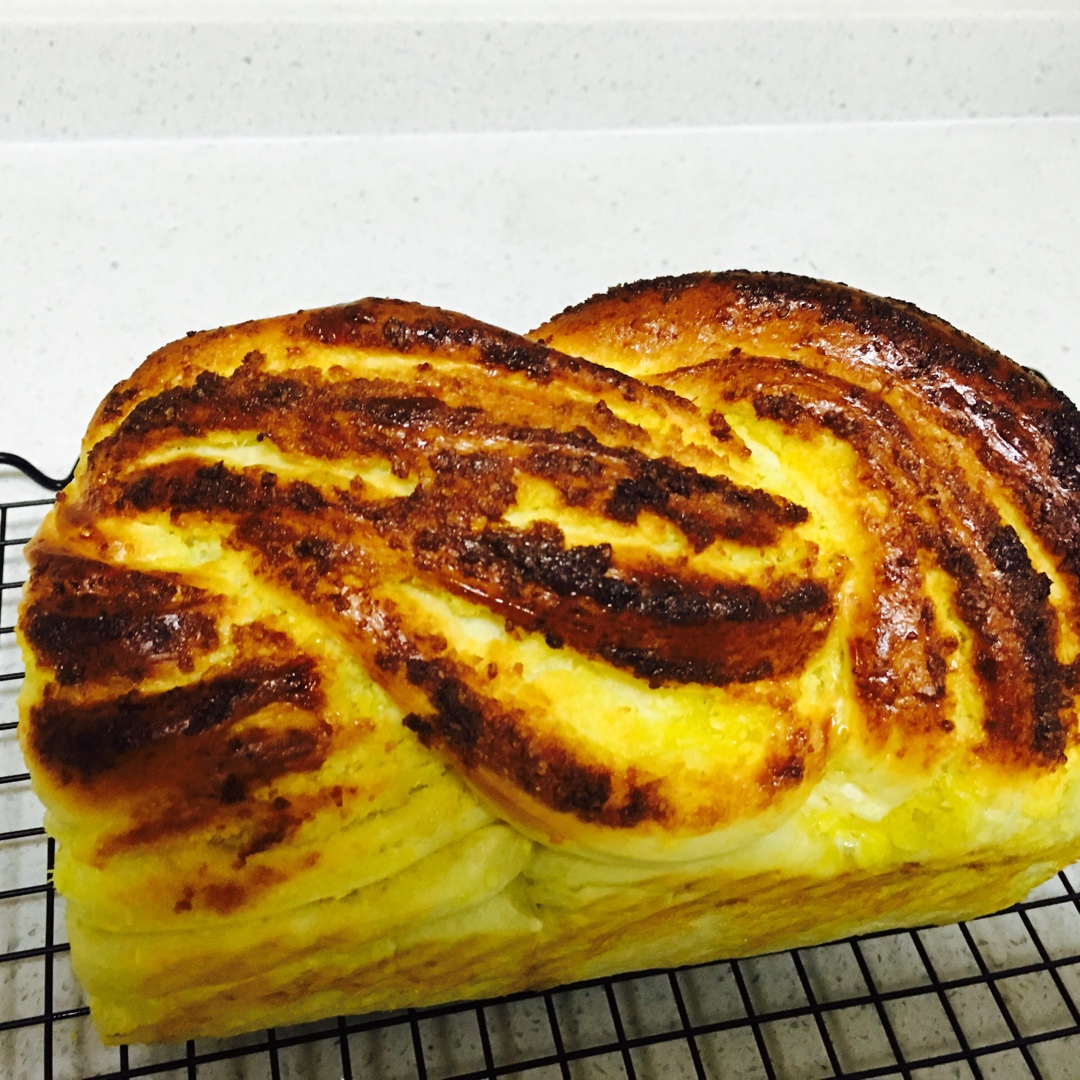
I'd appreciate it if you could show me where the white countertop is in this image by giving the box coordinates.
[2,117,1078,482]
[2,4,1079,483]
[2,9,1080,1078]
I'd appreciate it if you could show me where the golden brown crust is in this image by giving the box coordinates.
[18,273,1080,1045]
[19,275,1080,865]
[532,271,1080,773]
[23,297,839,855]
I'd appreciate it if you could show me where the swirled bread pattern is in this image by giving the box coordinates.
[17,272,1080,1042]
[535,274,1080,767]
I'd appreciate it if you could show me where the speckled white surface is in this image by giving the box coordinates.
[1,11,1078,140]
[2,117,1079,478]
[3,8,1080,1080]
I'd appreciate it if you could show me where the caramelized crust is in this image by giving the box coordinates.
[24,296,852,856]
[16,273,1080,1043]
[23,279,1080,836]
[533,271,1080,771]
[21,551,220,686]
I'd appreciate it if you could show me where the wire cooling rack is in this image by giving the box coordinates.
[5,477,1080,1080]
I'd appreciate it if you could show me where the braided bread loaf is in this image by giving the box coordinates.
[18,272,1080,1043]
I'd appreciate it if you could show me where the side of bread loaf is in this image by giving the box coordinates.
[17,273,1080,1043]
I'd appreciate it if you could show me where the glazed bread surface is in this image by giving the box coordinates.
[17,272,1080,1043]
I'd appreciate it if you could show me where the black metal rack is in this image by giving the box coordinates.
[4,482,1080,1080]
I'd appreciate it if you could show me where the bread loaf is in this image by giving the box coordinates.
[18,271,1080,1043]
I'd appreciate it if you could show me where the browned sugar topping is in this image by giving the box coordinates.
[22,283,1080,852]
[536,273,1080,769]
[22,550,220,685]
[31,657,324,785]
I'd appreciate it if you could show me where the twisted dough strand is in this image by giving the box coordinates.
[22,275,1080,856]
[533,272,1080,771]
[16,272,1080,1041]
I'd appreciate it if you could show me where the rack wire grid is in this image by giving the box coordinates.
[5,477,1080,1080]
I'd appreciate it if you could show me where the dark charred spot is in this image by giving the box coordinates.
[707,410,733,441]
[546,759,611,819]
[936,523,1069,766]
[405,658,433,686]
[403,662,668,828]
[983,524,1066,763]
[605,475,668,522]
[119,473,157,512]
[819,407,861,441]
[24,609,219,686]
[154,461,273,516]
[116,461,340,525]
[768,752,805,788]
[987,524,1036,579]
[307,304,563,390]
[419,520,832,687]
[1046,397,1080,492]
[529,449,604,480]
[403,665,487,756]
[286,482,326,513]
[121,372,228,437]
[430,449,508,479]
[247,376,306,413]
[597,451,806,550]
[293,534,338,573]
[478,338,554,383]
[357,395,446,428]
[429,677,486,751]
[937,539,978,583]
[753,392,805,425]
[22,552,220,685]
[770,580,830,618]
[97,384,141,423]
[31,658,324,784]
[591,273,703,308]
[302,302,378,345]
[220,773,246,804]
